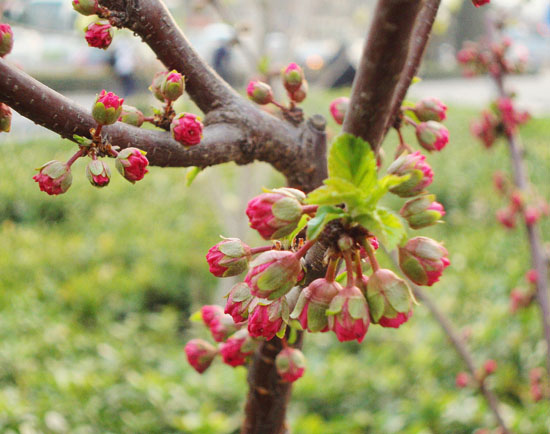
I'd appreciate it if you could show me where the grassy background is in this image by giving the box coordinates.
[0,96,548,433]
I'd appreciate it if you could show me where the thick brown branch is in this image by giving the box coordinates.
[385,0,442,135]
[100,0,239,113]
[0,57,329,191]
[0,58,246,167]
[342,0,423,148]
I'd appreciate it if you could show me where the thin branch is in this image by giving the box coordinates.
[385,0,442,135]
[342,0,423,149]
[100,0,239,113]
[387,252,511,433]
[487,19,550,379]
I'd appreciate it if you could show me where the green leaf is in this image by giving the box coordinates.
[306,205,346,240]
[189,310,202,322]
[185,167,202,186]
[376,208,407,250]
[328,133,377,190]
[287,214,310,244]
[355,208,406,251]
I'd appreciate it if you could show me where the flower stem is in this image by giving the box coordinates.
[325,258,338,283]
[354,250,364,280]
[343,251,355,288]
[66,149,84,167]
[270,100,288,111]
[362,239,380,272]
[295,239,316,259]
[301,205,319,215]
[403,115,419,128]
[250,245,275,255]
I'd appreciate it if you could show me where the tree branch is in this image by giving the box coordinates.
[342,0,423,149]
[387,252,511,433]
[385,0,442,135]
[100,0,239,113]
[487,20,550,380]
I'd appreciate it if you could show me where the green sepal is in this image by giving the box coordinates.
[347,296,368,320]
[272,196,302,221]
[218,239,247,257]
[326,294,345,316]
[307,302,330,332]
[73,134,92,146]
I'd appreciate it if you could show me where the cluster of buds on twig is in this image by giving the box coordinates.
[33,90,149,195]
[72,0,118,50]
[471,97,530,148]
[456,359,498,389]
[493,172,549,230]
[185,304,306,382]
[457,36,527,79]
[246,62,308,123]
[509,269,544,313]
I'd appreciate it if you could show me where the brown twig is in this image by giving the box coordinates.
[342,0,423,150]
[387,252,511,433]
[100,0,239,113]
[385,0,442,136]
[487,19,550,380]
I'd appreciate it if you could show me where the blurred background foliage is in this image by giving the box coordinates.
[0,92,549,432]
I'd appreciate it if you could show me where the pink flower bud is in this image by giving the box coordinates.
[456,372,470,388]
[119,105,145,127]
[219,329,255,367]
[484,359,497,375]
[149,71,168,102]
[290,278,341,333]
[526,269,538,284]
[72,0,98,16]
[366,269,413,328]
[247,80,273,105]
[160,70,185,101]
[206,238,251,277]
[493,171,507,193]
[472,0,490,7]
[282,63,304,93]
[327,285,370,342]
[247,298,288,341]
[201,305,238,342]
[415,121,449,152]
[496,208,516,229]
[0,103,11,133]
[115,147,149,183]
[84,20,113,50]
[92,90,124,125]
[33,161,72,195]
[288,79,308,103]
[184,339,217,374]
[246,188,306,240]
[400,194,445,229]
[471,110,499,148]
[0,23,14,58]
[413,97,447,122]
[399,237,450,286]
[387,151,434,197]
[245,250,302,300]
[86,159,111,188]
[276,347,306,383]
[171,113,203,148]
[524,206,540,226]
[224,282,254,323]
[510,288,530,312]
[329,97,349,125]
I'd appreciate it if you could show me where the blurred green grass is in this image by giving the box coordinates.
[0,96,548,433]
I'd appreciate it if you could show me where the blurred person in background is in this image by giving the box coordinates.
[110,37,137,97]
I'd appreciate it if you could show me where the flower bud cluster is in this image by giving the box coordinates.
[33,90,149,195]
[457,37,527,79]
